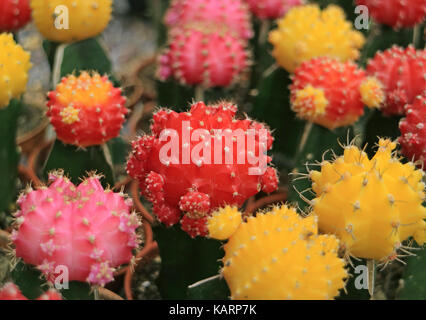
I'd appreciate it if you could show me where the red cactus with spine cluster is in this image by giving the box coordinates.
[366,45,426,115]
[399,94,426,167]
[46,72,128,147]
[290,57,384,129]
[165,0,253,40]
[158,24,250,88]
[356,0,425,28]
[127,101,279,238]
[245,0,304,19]
[0,0,31,32]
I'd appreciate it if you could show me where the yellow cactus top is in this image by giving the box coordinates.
[208,205,347,300]
[0,33,32,108]
[30,0,112,43]
[207,206,242,240]
[269,4,365,73]
[360,77,385,108]
[310,139,426,262]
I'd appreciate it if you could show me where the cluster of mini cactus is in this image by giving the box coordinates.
[12,171,141,286]
[127,101,278,238]
[0,0,424,302]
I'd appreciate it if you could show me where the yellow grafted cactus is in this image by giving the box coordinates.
[207,206,242,240]
[209,205,347,300]
[0,33,32,108]
[360,77,385,108]
[269,4,365,73]
[30,0,112,43]
[310,139,426,262]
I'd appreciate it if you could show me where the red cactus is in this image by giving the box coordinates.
[12,172,141,286]
[0,0,31,32]
[127,101,279,237]
[165,0,253,40]
[366,45,426,115]
[356,0,425,28]
[399,94,426,167]
[290,57,384,129]
[245,0,304,19]
[46,72,128,147]
[158,24,249,88]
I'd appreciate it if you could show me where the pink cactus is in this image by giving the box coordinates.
[0,283,62,300]
[127,101,279,238]
[245,0,304,19]
[12,172,141,287]
[158,24,250,88]
[165,0,253,40]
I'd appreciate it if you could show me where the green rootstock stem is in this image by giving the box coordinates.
[42,140,115,187]
[399,245,426,299]
[0,99,21,214]
[154,225,224,299]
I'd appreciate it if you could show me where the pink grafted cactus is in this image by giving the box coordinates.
[12,172,141,287]
[158,24,250,88]
[165,0,253,40]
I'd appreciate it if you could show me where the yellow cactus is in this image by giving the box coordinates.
[292,85,329,118]
[0,33,32,109]
[209,205,347,300]
[207,206,242,240]
[269,4,365,73]
[30,0,112,43]
[360,77,385,108]
[309,139,426,262]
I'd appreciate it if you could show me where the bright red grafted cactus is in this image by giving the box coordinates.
[399,94,426,167]
[356,0,425,28]
[366,46,426,115]
[12,172,141,286]
[0,0,31,32]
[165,0,253,40]
[158,24,249,88]
[127,101,279,237]
[46,72,128,147]
[290,57,383,129]
[245,0,304,19]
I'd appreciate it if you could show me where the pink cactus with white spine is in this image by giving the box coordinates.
[12,171,141,287]
[165,0,253,40]
[158,23,250,88]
